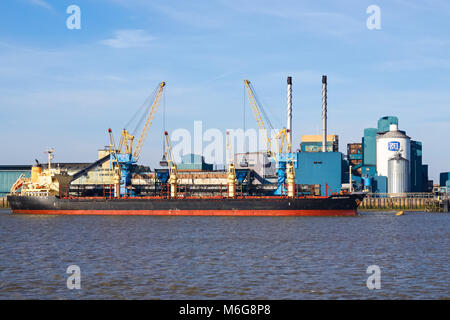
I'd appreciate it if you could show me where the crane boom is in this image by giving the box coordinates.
[164,131,175,169]
[244,80,274,160]
[133,81,166,160]
[107,128,121,170]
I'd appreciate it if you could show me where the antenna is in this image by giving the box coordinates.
[45,148,55,170]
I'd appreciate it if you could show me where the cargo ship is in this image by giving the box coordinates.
[7,193,364,216]
[6,148,365,217]
[7,77,366,216]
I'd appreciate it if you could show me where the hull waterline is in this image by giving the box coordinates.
[7,194,364,217]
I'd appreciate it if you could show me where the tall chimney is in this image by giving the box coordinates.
[287,76,292,153]
[322,75,327,152]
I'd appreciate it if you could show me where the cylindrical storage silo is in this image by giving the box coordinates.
[388,154,410,195]
[376,123,410,178]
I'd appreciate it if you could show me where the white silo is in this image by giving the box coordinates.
[376,124,411,179]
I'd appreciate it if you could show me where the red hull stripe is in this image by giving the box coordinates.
[13,209,357,216]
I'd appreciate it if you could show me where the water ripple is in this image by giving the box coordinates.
[0,210,448,299]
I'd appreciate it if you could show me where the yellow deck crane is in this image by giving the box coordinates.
[244,79,296,197]
[163,131,178,198]
[275,128,295,197]
[107,128,121,197]
[116,81,166,160]
[226,131,237,198]
[109,81,166,196]
[274,128,291,154]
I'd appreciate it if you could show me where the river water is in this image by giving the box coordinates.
[0,209,448,299]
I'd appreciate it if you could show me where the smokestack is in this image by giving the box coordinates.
[322,75,327,152]
[287,76,292,153]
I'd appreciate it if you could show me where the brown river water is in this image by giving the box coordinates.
[0,209,448,299]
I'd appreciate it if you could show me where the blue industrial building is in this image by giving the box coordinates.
[362,128,377,166]
[440,172,450,188]
[294,152,342,196]
[422,165,430,191]
[370,175,388,193]
[410,141,423,192]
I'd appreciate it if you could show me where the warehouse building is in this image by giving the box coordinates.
[0,165,31,197]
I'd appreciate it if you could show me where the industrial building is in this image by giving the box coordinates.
[440,172,450,189]
[294,152,343,195]
[349,116,431,194]
[0,165,31,197]
[300,135,339,152]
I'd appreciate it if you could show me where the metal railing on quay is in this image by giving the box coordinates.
[364,192,435,199]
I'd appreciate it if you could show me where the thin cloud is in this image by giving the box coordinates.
[392,0,450,14]
[220,0,362,37]
[100,29,156,49]
[28,0,53,10]
[153,4,225,28]
[376,58,450,71]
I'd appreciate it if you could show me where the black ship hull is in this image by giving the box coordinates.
[7,194,365,216]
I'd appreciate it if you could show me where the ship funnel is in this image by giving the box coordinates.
[322,75,327,152]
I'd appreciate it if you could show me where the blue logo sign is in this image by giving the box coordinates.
[388,141,400,151]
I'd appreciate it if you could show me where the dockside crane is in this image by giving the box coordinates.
[244,79,296,197]
[109,81,166,197]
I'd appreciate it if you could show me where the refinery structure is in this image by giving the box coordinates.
[1,76,449,213]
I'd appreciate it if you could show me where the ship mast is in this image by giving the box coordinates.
[46,148,54,171]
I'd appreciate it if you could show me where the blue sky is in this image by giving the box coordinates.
[0,0,449,182]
